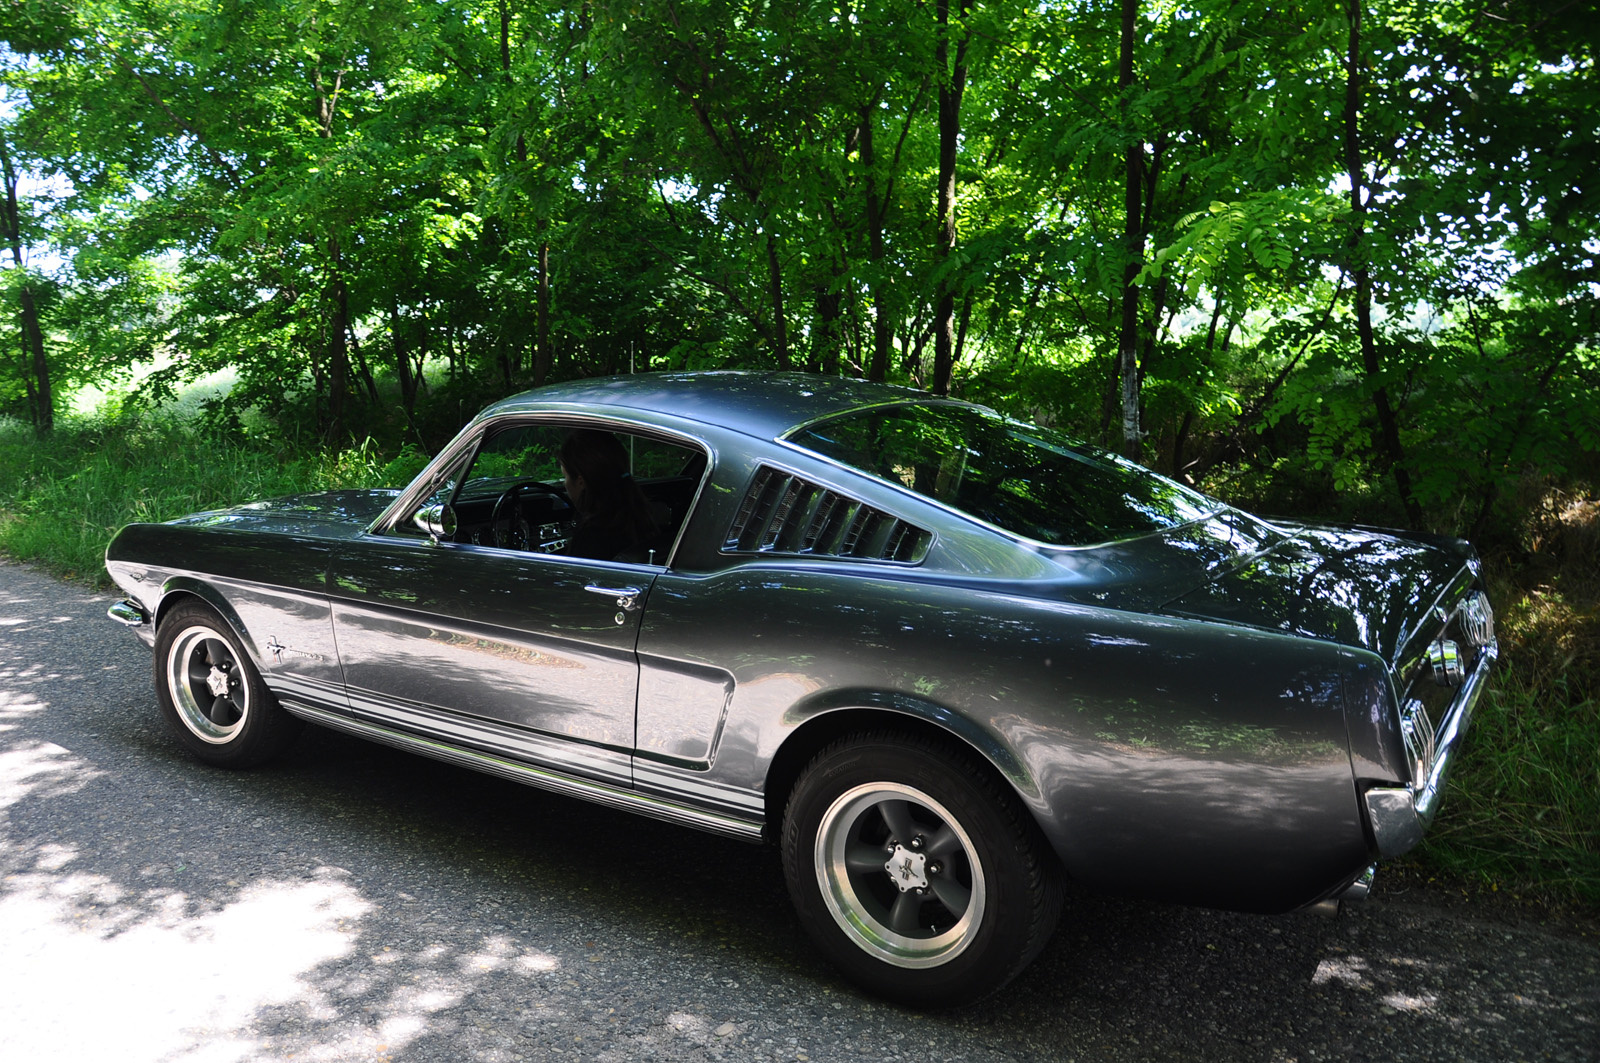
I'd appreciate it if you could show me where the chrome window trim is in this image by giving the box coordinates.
[777,395,978,441]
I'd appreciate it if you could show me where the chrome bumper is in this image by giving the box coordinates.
[1364,639,1498,858]
[108,598,156,647]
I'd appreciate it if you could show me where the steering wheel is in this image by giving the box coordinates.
[489,481,566,550]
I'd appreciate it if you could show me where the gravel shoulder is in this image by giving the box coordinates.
[2,560,1594,1062]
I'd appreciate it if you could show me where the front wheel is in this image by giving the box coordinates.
[781,732,1062,1007]
[154,600,301,768]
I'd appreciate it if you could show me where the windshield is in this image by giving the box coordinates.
[788,402,1223,547]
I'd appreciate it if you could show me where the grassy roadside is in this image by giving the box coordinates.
[3,411,1596,908]
[1421,508,1600,909]
[0,413,421,582]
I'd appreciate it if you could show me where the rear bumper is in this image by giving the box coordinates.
[1364,638,1498,857]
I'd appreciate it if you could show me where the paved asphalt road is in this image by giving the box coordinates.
[1,560,1595,1062]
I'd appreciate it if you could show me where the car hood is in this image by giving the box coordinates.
[168,489,401,540]
[1151,517,1475,665]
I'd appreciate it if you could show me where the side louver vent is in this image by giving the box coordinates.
[725,466,931,563]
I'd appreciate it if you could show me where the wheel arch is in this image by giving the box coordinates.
[153,580,257,663]
[762,699,1047,853]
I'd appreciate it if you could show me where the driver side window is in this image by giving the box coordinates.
[454,423,573,551]
[420,420,706,563]
[458,425,565,503]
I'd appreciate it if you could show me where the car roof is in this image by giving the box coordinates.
[477,371,937,440]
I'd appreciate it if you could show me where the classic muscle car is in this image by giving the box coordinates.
[105,371,1496,1006]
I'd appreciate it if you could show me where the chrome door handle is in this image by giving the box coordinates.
[584,583,644,611]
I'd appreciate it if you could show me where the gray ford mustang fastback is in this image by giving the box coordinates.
[105,371,1496,1006]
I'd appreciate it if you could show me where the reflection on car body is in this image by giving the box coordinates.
[105,371,1496,1006]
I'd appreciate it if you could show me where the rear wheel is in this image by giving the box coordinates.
[154,600,300,767]
[781,731,1062,1007]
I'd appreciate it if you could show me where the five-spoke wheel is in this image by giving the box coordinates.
[154,600,300,767]
[782,731,1062,1007]
[814,781,986,969]
[165,623,251,743]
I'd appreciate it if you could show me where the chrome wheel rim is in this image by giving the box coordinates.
[165,624,250,744]
[814,782,986,969]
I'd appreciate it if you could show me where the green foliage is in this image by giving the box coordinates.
[1416,520,1600,905]
[0,409,403,580]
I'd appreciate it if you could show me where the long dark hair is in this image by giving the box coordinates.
[559,429,659,546]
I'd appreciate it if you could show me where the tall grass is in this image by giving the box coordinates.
[0,412,418,581]
[1414,509,1600,906]
[1421,675,1600,905]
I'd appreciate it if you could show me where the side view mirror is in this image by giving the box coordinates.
[413,502,457,542]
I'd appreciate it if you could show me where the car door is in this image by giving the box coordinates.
[325,418,702,787]
[328,539,656,786]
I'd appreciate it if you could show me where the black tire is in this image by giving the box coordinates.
[781,731,1063,1008]
[153,600,301,768]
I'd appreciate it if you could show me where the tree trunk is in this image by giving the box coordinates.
[860,106,894,383]
[1344,0,1422,527]
[932,0,970,397]
[766,234,790,370]
[815,281,844,375]
[325,255,351,443]
[315,70,351,442]
[1116,0,1144,461]
[0,139,50,433]
[349,326,379,404]
[19,284,50,433]
[391,303,418,411]
[535,236,552,385]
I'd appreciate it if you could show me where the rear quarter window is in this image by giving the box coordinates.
[788,402,1220,547]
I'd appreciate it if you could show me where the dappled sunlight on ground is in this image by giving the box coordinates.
[1311,952,1440,1013]
[0,691,100,809]
[0,578,590,1062]
[0,838,576,1061]
[0,862,369,1061]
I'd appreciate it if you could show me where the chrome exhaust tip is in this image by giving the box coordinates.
[1306,866,1377,918]
[1340,865,1377,903]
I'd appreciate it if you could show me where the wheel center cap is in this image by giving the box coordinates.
[205,666,230,699]
[884,845,928,893]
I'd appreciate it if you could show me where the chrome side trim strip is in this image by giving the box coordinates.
[339,686,635,789]
[266,672,350,709]
[633,761,766,819]
[280,702,766,843]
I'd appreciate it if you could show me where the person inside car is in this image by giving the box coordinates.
[558,429,662,561]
